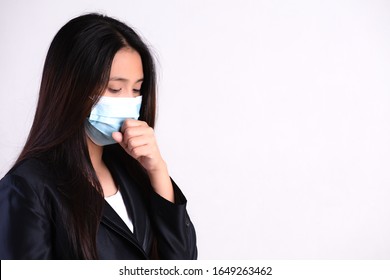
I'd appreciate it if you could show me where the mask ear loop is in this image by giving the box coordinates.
[87,96,99,119]
[88,94,103,111]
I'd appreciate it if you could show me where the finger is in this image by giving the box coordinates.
[129,144,153,160]
[125,135,151,149]
[112,131,123,143]
[121,119,148,133]
[113,131,129,151]
[123,126,154,140]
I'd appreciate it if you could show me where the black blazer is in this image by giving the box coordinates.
[0,153,197,259]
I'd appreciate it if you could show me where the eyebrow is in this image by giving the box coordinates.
[109,77,144,83]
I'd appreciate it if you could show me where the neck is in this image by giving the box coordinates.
[86,136,118,197]
[87,136,104,170]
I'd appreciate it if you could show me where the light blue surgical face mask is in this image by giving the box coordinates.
[85,95,142,146]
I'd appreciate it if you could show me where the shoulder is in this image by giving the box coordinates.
[0,157,58,202]
[6,157,52,178]
[0,158,63,259]
[1,157,54,183]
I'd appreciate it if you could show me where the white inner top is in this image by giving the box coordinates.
[105,190,134,233]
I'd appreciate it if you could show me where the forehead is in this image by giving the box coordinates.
[110,48,143,79]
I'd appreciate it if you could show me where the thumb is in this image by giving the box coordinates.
[112,131,123,143]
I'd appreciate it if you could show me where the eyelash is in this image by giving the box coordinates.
[108,88,122,93]
[107,88,141,94]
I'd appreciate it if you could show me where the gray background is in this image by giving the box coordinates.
[1,0,389,259]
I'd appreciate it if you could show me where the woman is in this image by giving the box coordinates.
[0,13,197,260]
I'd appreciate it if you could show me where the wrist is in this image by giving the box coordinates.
[146,160,174,202]
[147,159,168,176]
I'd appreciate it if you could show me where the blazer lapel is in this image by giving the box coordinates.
[116,173,152,253]
[100,201,148,258]
[103,150,152,255]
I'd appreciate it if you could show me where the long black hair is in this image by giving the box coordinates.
[16,13,157,259]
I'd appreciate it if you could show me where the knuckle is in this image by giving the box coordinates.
[128,138,136,147]
[131,147,141,158]
[125,128,133,137]
[123,119,131,127]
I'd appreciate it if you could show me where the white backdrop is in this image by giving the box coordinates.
[0,0,389,259]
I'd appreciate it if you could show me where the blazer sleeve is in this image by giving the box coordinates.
[0,174,53,259]
[149,179,197,260]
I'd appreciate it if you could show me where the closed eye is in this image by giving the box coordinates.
[108,88,122,94]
